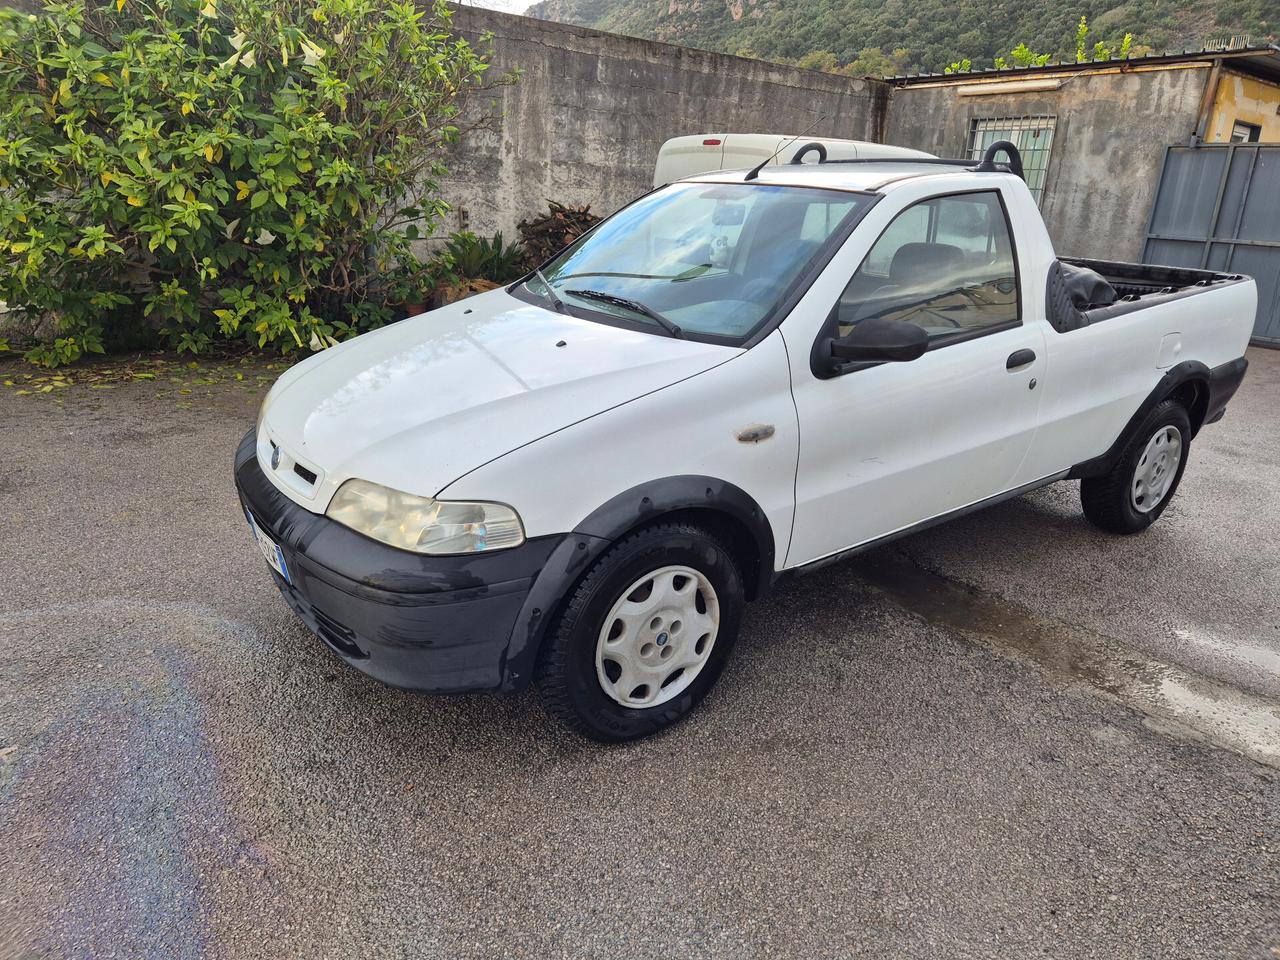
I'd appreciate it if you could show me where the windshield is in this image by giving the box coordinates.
[521,182,875,342]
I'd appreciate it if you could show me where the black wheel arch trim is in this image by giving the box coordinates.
[499,476,776,692]
[1068,357,1247,480]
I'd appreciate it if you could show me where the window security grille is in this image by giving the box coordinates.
[968,116,1056,204]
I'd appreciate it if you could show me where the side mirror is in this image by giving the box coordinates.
[830,317,929,364]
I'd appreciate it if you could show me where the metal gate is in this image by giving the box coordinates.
[1143,143,1280,344]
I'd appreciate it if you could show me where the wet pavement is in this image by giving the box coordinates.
[1,347,1278,959]
[856,553,1280,768]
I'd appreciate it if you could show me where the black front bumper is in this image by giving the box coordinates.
[233,429,564,693]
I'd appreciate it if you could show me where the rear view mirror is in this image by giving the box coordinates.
[830,317,928,364]
[712,202,746,226]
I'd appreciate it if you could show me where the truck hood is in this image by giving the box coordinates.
[259,288,739,511]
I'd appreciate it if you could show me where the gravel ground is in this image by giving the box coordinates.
[1,347,1277,960]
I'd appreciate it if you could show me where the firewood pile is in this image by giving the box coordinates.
[517,201,602,267]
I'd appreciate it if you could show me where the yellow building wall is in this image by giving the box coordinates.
[1207,70,1280,142]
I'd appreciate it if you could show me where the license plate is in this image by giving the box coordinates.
[245,509,290,584]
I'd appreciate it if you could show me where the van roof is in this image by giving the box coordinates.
[678,160,1012,194]
[658,133,934,159]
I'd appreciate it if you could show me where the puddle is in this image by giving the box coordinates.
[853,553,1280,769]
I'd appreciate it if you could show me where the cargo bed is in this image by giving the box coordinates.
[1048,257,1248,333]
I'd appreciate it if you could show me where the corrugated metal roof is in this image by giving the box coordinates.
[889,45,1280,86]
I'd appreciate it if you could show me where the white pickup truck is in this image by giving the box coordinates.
[236,142,1255,741]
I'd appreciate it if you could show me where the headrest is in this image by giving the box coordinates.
[889,242,965,284]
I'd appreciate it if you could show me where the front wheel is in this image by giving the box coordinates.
[1081,398,1191,534]
[535,522,744,741]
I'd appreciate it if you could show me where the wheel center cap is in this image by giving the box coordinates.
[656,632,669,646]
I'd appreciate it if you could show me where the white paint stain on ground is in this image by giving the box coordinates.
[1172,626,1280,676]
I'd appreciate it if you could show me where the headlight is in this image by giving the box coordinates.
[325,479,525,555]
[257,384,276,436]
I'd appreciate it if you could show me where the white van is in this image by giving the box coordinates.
[653,133,934,186]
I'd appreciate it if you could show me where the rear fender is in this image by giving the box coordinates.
[1067,358,1238,480]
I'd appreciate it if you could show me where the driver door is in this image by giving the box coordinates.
[785,188,1046,567]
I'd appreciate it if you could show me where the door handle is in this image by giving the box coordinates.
[1006,348,1036,370]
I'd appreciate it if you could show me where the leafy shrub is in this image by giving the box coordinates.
[422,231,526,307]
[440,231,526,284]
[517,201,601,269]
[0,0,498,365]
[953,16,1141,73]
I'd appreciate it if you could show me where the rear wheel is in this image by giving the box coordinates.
[1081,398,1191,534]
[536,522,743,741]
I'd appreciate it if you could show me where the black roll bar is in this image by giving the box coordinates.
[770,140,1027,183]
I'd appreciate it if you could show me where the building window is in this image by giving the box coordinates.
[1230,120,1261,143]
[967,116,1056,205]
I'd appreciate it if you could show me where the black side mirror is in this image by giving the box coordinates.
[830,317,929,365]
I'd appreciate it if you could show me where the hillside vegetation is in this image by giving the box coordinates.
[523,0,1276,75]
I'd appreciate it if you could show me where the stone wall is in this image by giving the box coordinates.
[438,5,890,243]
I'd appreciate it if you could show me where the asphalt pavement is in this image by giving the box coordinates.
[1,347,1277,960]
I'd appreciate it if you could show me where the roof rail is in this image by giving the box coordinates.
[973,140,1024,178]
[786,139,1026,183]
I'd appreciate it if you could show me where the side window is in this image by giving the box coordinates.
[836,191,1019,342]
[860,203,929,276]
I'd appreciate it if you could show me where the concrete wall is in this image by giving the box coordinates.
[439,5,889,242]
[884,64,1213,261]
[436,10,1224,266]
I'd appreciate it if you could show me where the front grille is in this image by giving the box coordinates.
[259,431,321,496]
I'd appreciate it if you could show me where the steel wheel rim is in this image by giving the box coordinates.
[595,564,720,709]
[1131,425,1182,514]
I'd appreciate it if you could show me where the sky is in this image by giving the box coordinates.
[458,0,532,13]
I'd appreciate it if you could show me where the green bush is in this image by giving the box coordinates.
[440,231,526,284]
[0,0,497,365]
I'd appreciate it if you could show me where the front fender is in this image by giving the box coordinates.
[498,475,776,692]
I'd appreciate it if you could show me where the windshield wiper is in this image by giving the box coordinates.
[556,270,690,282]
[531,268,566,313]
[565,289,683,338]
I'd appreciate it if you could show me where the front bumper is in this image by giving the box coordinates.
[233,429,563,693]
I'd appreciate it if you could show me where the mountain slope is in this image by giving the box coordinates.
[522,0,1277,75]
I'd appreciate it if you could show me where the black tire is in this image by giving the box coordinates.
[535,522,744,742]
[1080,398,1192,535]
